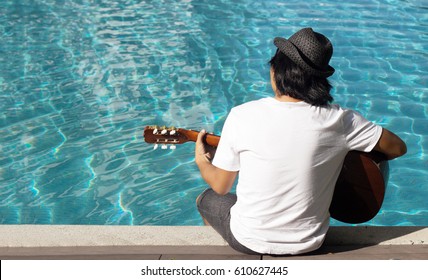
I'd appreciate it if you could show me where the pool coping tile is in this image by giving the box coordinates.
[0,225,427,259]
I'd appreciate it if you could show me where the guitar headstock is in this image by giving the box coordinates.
[144,126,189,150]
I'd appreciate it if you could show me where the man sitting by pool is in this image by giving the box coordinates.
[194,28,407,255]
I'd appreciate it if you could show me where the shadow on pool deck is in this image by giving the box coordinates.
[0,225,427,260]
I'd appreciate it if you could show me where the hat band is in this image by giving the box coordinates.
[290,41,331,74]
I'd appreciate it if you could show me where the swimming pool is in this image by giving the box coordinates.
[0,0,427,226]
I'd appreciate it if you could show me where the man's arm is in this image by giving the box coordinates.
[195,130,237,195]
[373,128,407,160]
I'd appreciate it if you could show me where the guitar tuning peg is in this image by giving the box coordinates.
[161,129,167,135]
[153,128,158,134]
[161,144,168,150]
[170,144,176,150]
[153,144,158,150]
[170,129,176,135]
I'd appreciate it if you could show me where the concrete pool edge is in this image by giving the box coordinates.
[0,225,427,257]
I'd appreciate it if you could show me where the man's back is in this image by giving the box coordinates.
[213,97,382,254]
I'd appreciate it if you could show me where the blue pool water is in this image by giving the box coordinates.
[0,0,427,226]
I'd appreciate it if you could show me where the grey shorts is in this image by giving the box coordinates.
[196,188,259,255]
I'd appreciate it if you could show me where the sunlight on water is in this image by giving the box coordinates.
[0,0,427,226]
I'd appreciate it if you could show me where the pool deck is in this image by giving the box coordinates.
[0,225,427,260]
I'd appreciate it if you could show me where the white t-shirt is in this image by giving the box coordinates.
[212,97,383,255]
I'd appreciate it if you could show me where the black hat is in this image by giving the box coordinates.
[274,28,335,77]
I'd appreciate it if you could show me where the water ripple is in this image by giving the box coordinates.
[1,0,427,225]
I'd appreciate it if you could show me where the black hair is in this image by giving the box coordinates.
[269,49,333,106]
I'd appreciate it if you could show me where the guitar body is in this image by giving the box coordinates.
[144,126,389,224]
[330,151,389,224]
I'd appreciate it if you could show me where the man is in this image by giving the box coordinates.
[195,28,407,255]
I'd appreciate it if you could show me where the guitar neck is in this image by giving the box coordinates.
[178,128,220,147]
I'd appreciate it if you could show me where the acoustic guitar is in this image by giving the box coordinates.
[144,126,389,224]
